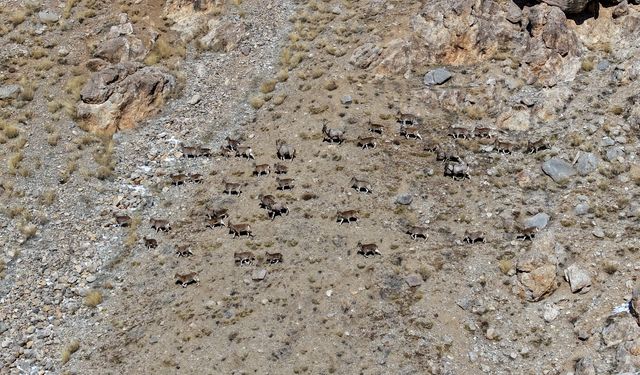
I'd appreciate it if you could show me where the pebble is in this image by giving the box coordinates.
[543,304,559,322]
[395,194,413,205]
[340,95,352,105]
[187,94,201,105]
[592,227,605,238]
[251,269,267,281]
[326,289,333,297]
[405,274,423,287]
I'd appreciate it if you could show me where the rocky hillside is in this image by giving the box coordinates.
[1,0,640,374]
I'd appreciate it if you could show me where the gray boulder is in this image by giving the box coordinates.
[524,213,550,230]
[605,146,625,162]
[0,85,22,100]
[395,194,413,205]
[38,10,60,24]
[424,68,452,86]
[564,264,591,294]
[542,157,576,182]
[539,0,594,14]
[575,152,598,176]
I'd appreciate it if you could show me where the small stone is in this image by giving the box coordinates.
[38,10,60,24]
[600,137,615,147]
[597,60,610,71]
[574,203,589,216]
[468,351,479,362]
[405,274,423,287]
[542,157,576,183]
[251,269,267,281]
[395,194,413,205]
[523,212,550,230]
[605,146,624,162]
[340,95,352,105]
[424,68,452,86]
[486,327,499,340]
[187,94,201,105]
[326,289,333,297]
[564,264,592,294]
[592,227,605,238]
[261,298,268,305]
[86,275,96,283]
[543,303,559,322]
[575,153,598,176]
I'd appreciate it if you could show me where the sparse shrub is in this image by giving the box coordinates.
[144,37,186,65]
[260,79,277,94]
[602,261,618,275]
[84,290,103,307]
[3,126,19,140]
[273,94,287,105]
[19,223,37,240]
[61,340,80,364]
[30,47,47,59]
[276,70,289,82]
[610,106,624,116]
[47,134,59,146]
[8,153,23,173]
[10,10,27,26]
[249,95,265,109]
[581,59,594,72]
[40,190,56,205]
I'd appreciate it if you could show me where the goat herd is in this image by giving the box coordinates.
[111,111,549,287]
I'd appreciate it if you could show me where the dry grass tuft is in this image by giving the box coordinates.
[260,79,277,94]
[249,95,265,109]
[84,290,103,307]
[3,124,19,139]
[61,340,80,364]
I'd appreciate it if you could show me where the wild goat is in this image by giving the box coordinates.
[322,123,345,144]
[473,127,494,139]
[235,145,255,160]
[150,218,171,232]
[228,220,254,238]
[206,216,226,228]
[274,163,288,174]
[114,214,131,227]
[336,210,359,224]
[444,162,470,180]
[357,242,381,257]
[276,177,295,190]
[222,179,242,195]
[176,244,193,257]
[258,194,276,209]
[396,111,418,126]
[265,252,283,264]
[423,138,441,153]
[526,138,548,153]
[197,146,212,157]
[400,124,422,140]
[206,208,228,220]
[367,120,384,134]
[181,145,200,158]
[276,139,296,160]
[189,173,203,184]
[175,272,199,287]
[253,164,271,176]
[143,237,158,249]
[170,173,188,186]
[464,230,486,244]
[225,136,241,151]
[267,202,289,220]
[448,127,472,139]
[436,148,461,163]
[350,177,372,193]
[516,226,537,241]
[406,225,428,240]
[630,288,640,326]
[219,145,235,158]
[495,139,516,154]
[356,136,377,149]
[234,251,255,266]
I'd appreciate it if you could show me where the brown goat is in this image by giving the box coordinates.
[357,242,381,257]
[150,218,171,233]
[143,237,158,249]
[464,230,486,244]
[274,163,288,174]
[350,177,372,193]
[336,210,359,224]
[276,177,295,190]
[276,139,296,160]
[222,179,242,195]
[406,225,428,240]
[114,214,131,227]
[228,220,254,238]
[356,136,377,149]
[265,252,283,264]
[175,272,199,287]
[253,164,271,176]
[176,244,193,257]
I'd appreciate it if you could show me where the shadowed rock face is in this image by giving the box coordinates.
[77,63,175,134]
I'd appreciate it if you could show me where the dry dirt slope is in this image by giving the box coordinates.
[2,0,640,374]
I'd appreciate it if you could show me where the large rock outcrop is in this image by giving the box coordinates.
[350,0,584,87]
[76,62,175,134]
